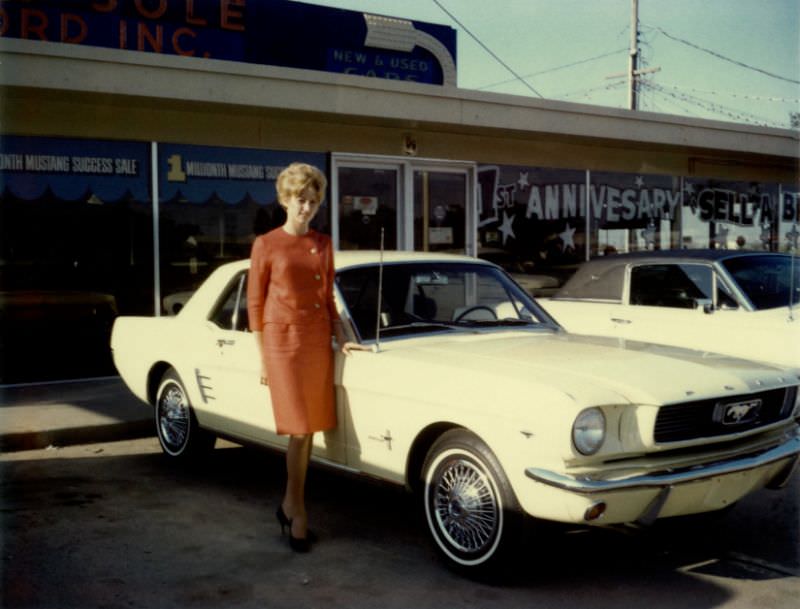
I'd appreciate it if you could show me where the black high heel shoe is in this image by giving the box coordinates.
[276,506,317,552]
[276,505,291,535]
[288,532,312,553]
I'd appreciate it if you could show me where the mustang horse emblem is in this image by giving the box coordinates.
[720,400,762,425]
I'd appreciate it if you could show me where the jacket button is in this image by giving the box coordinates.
[310,248,317,254]
[314,274,321,280]
[314,303,321,309]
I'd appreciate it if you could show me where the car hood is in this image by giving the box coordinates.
[751,306,800,324]
[387,330,797,406]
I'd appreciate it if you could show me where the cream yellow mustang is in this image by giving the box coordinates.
[111,251,800,574]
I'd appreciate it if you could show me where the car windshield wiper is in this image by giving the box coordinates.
[381,321,463,334]
[456,318,538,328]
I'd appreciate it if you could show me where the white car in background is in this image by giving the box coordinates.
[540,250,800,368]
[111,251,800,575]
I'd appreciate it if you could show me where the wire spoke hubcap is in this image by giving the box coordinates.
[433,458,499,554]
[158,384,189,450]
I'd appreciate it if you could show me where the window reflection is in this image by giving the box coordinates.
[0,191,152,382]
[414,171,466,253]
[337,167,398,250]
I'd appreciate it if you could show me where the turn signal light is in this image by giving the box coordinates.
[584,501,607,521]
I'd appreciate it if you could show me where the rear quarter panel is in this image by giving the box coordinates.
[110,316,206,410]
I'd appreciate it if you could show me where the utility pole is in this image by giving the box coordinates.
[606,0,659,109]
[628,0,639,110]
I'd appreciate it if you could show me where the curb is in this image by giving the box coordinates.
[0,376,155,453]
[0,420,154,453]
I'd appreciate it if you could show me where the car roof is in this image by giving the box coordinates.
[552,249,792,300]
[219,250,492,274]
[579,249,788,269]
[592,249,787,262]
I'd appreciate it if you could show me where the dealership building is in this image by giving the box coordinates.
[1,0,798,382]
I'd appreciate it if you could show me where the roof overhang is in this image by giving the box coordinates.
[1,37,798,161]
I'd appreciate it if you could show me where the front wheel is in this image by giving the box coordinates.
[422,429,521,574]
[155,368,215,458]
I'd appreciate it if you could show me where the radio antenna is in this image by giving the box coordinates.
[374,227,385,352]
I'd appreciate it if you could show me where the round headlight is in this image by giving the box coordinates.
[573,408,606,455]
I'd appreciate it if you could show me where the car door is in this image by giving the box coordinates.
[333,264,420,483]
[194,271,278,445]
[613,262,749,355]
[201,271,349,463]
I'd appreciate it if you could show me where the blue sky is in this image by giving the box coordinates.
[309,0,800,129]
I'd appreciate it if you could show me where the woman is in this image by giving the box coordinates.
[246,162,363,552]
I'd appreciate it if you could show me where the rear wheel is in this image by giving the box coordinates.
[422,429,522,574]
[155,368,215,458]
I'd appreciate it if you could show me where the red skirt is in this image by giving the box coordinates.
[262,320,336,435]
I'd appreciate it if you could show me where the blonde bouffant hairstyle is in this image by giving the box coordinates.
[276,162,327,206]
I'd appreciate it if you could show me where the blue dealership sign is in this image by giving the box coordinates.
[0,135,150,202]
[158,143,325,205]
[0,0,456,85]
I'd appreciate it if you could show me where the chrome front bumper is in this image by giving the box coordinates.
[526,431,800,494]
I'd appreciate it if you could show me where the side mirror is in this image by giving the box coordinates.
[694,298,714,314]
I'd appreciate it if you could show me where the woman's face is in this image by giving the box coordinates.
[283,186,322,227]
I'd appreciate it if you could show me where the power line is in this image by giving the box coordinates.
[652,82,800,104]
[642,81,787,127]
[646,82,781,126]
[556,79,627,101]
[649,25,800,85]
[476,48,628,91]
[431,0,544,98]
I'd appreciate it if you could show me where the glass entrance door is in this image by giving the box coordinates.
[332,154,475,255]
[414,170,468,253]
[335,165,399,250]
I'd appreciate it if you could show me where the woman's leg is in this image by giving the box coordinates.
[282,433,313,538]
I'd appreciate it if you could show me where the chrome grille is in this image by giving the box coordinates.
[654,387,796,443]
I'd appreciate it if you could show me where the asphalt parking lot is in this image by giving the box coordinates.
[2,378,799,607]
[2,435,799,609]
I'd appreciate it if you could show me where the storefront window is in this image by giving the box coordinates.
[336,166,398,250]
[157,144,327,314]
[159,195,271,314]
[476,165,586,296]
[413,170,466,253]
[780,185,799,253]
[681,179,779,250]
[0,136,152,382]
[589,171,682,255]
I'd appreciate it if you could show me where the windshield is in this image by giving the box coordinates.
[722,254,800,310]
[336,262,558,341]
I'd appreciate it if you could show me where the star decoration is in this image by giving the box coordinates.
[634,176,645,189]
[498,211,516,245]
[559,222,576,252]
[517,171,529,190]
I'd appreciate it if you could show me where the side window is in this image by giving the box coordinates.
[209,272,250,332]
[336,267,382,341]
[630,264,711,309]
[556,264,626,302]
[715,275,738,308]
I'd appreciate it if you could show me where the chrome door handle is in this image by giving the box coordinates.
[611,318,632,325]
